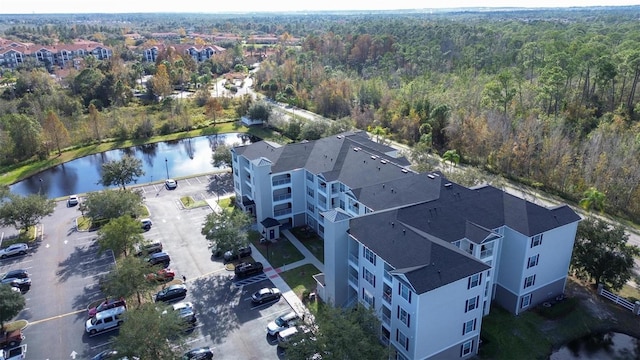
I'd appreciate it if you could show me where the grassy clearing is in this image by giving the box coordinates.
[180,196,207,209]
[279,263,321,299]
[290,226,324,262]
[249,231,304,268]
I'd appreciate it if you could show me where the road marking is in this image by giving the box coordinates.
[70,350,77,359]
[27,309,85,326]
[195,177,202,184]
[82,270,111,280]
[90,340,114,350]
[0,260,33,269]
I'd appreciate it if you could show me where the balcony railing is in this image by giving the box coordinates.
[382,291,392,304]
[274,208,292,216]
[272,178,291,186]
[348,273,358,286]
[273,193,292,202]
[349,253,358,265]
[381,312,390,325]
[480,249,493,259]
[384,271,392,283]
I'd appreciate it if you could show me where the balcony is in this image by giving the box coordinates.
[382,291,392,304]
[273,193,292,202]
[348,273,358,287]
[349,253,358,266]
[383,270,392,283]
[480,248,493,259]
[274,208,292,217]
[272,178,291,186]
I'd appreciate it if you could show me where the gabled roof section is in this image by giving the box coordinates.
[350,209,489,294]
[464,221,498,244]
[321,208,352,223]
[352,172,443,211]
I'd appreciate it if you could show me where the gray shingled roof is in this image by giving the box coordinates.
[349,209,490,294]
[352,172,443,211]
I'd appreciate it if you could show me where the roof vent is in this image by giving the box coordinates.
[444,183,452,188]
[380,159,388,164]
[401,168,408,173]
[427,174,435,179]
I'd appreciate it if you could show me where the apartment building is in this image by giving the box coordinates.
[142,43,225,63]
[231,131,580,359]
[0,37,112,70]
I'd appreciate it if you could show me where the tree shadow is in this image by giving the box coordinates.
[56,244,113,283]
[205,173,233,196]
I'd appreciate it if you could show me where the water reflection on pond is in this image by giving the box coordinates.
[9,133,254,198]
[550,332,640,360]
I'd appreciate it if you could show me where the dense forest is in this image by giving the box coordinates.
[1,7,640,222]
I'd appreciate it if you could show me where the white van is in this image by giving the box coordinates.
[85,306,126,335]
[277,326,301,348]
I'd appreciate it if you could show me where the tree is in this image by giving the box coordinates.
[100,155,145,190]
[112,302,186,359]
[42,110,70,155]
[579,187,606,213]
[82,189,144,224]
[97,215,144,258]
[205,97,223,126]
[442,149,460,173]
[211,144,232,168]
[2,114,42,162]
[201,208,252,255]
[287,304,388,360]
[150,63,172,100]
[101,255,156,306]
[571,217,640,291]
[88,103,101,141]
[0,194,55,232]
[0,284,26,330]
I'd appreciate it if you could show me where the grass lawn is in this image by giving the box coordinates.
[290,226,324,262]
[278,263,321,299]
[218,197,233,209]
[180,196,207,209]
[3,320,28,332]
[1,227,38,246]
[249,231,304,268]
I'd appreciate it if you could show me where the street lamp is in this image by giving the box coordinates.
[38,178,43,195]
[214,174,220,202]
[262,229,270,262]
[165,158,169,179]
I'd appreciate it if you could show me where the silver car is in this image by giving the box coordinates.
[0,243,28,259]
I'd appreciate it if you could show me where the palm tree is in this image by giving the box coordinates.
[442,149,460,173]
[579,187,606,213]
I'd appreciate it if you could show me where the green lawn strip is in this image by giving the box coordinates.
[290,227,324,262]
[249,232,304,268]
[3,320,28,332]
[278,263,321,299]
[180,196,207,209]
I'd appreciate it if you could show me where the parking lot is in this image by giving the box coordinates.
[1,173,293,359]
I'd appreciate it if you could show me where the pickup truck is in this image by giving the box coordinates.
[0,345,27,360]
[0,329,23,348]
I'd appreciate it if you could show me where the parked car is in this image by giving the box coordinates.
[88,297,127,318]
[182,347,213,360]
[145,268,175,282]
[90,350,119,360]
[140,218,153,231]
[155,284,187,303]
[134,241,162,256]
[223,246,252,263]
[165,179,177,190]
[251,287,281,304]
[0,243,28,259]
[0,345,26,360]
[1,270,31,291]
[0,328,24,348]
[277,325,315,349]
[166,301,197,328]
[68,194,79,206]
[146,252,170,267]
[234,262,264,278]
[267,311,300,336]
[85,306,126,335]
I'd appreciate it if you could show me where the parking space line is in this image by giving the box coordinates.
[0,259,33,269]
[195,177,202,184]
[184,179,192,186]
[90,340,114,350]
[82,270,111,280]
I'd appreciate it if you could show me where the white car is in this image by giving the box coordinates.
[267,311,299,336]
[0,243,28,259]
[165,179,177,190]
[68,194,79,206]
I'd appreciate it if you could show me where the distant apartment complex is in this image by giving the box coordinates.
[0,37,112,70]
[231,131,581,360]
[142,43,225,63]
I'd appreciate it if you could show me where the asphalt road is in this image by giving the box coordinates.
[1,173,293,360]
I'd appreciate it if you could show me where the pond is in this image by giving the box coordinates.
[9,133,255,199]
[550,332,640,360]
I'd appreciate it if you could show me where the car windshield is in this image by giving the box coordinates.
[275,317,287,327]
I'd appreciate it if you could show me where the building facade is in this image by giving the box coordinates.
[231,131,580,359]
[0,37,112,70]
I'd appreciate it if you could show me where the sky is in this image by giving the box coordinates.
[1,0,639,14]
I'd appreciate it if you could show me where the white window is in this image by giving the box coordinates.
[531,234,543,248]
[362,289,374,308]
[398,306,410,327]
[462,319,477,335]
[364,247,377,265]
[399,283,411,303]
[467,273,482,289]
[465,296,479,312]
[524,275,536,289]
[527,254,539,268]
[363,268,375,286]
[307,186,314,198]
[521,294,532,308]
[461,340,474,356]
[396,330,409,351]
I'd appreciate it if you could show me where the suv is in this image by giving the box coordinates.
[0,345,26,360]
[134,241,162,256]
[166,301,197,329]
[147,252,171,267]
[223,246,252,263]
[140,218,153,231]
[267,311,300,336]
[1,270,31,291]
[0,243,28,259]
[88,298,127,318]
[234,262,263,278]
[85,306,126,335]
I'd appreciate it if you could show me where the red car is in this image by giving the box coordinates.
[88,298,126,318]
[145,268,176,282]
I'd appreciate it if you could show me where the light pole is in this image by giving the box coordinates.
[262,230,270,262]
[38,178,43,195]
[214,174,220,202]
[165,158,169,179]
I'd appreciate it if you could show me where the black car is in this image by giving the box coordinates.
[234,262,264,278]
[155,284,187,303]
[91,349,119,360]
[1,269,31,291]
[223,246,252,263]
[135,241,163,257]
[183,346,213,360]
[147,252,171,267]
